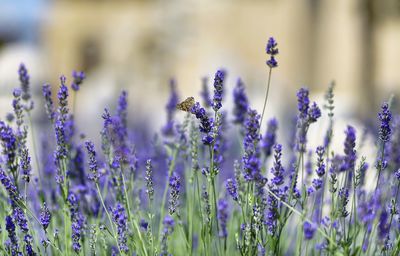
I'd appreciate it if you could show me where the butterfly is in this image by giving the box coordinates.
[176,97,195,112]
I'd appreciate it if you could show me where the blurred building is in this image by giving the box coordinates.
[1,0,400,132]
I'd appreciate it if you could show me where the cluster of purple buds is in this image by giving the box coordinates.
[270,144,284,187]
[338,188,349,218]
[242,109,262,182]
[378,102,392,142]
[212,69,226,112]
[342,126,356,172]
[225,178,239,201]
[111,203,129,253]
[312,146,325,191]
[168,172,181,215]
[42,84,56,122]
[0,121,18,172]
[262,118,278,158]
[303,221,317,240]
[232,78,249,125]
[266,37,279,68]
[71,70,86,91]
[0,168,21,204]
[18,63,32,104]
[5,215,21,255]
[161,215,175,256]
[85,141,100,183]
[145,159,154,202]
[296,88,321,152]
[190,102,214,145]
[40,203,51,231]
[20,148,31,183]
[218,199,229,238]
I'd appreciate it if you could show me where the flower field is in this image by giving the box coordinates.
[0,38,399,256]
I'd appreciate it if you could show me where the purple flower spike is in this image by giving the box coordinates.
[212,69,226,112]
[378,102,392,142]
[233,78,249,125]
[265,37,279,68]
[217,199,229,238]
[71,70,85,91]
[303,221,317,240]
[225,178,238,201]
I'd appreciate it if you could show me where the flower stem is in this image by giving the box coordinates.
[260,68,272,130]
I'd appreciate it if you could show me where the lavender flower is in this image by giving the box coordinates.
[5,215,21,256]
[303,221,317,240]
[338,188,349,218]
[308,102,321,122]
[24,234,35,256]
[20,148,31,183]
[190,102,214,145]
[168,172,181,215]
[112,203,129,253]
[226,178,238,201]
[232,78,249,124]
[116,90,128,143]
[160,215,175,256]
[12,89,24,134]
[378,102,392,142]
[270,144,284,187]
[54,76,69,161]
[261,118,278,158]
[0,168,21,204]
[42,84,56,122]
[202,185,211,224]
[395,169,400,181]
[40,203,51,231]
[162,79,179,136]
[24,234,36,256]
[343,125,356,171]
[71,212,85,253]
[71,70,85,91]
[13,208,28,233]
[266,37,279,68]
[297,88,310,120]
[18,63,31,102]
[296,88,321,152]
[0,121,18,173]
[218,199,229,238]
[85,141,100,183]
[378,210,389,241]
[315,146,326,177]
[145,159,154,202]
[212,69,226,112]
[242,109,262,182]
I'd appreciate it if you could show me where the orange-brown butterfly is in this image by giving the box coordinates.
[176,97,195,112]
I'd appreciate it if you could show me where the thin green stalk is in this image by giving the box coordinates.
[260,67,272,129]
[158,147,178,238]
[95,183,122,255]
[265,187,337,247]
[121,173,148,256]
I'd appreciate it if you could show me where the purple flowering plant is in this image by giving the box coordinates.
[0,38,399,256]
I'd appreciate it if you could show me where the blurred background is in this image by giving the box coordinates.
[0,0,400,139]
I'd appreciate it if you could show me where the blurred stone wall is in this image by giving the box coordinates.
[0,0,398,133]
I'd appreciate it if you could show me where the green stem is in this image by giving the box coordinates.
[158,148,178,238]
[95,183,122,255]
[265,187,337,247]
[260,67,272,129]
[121,173,148,256]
